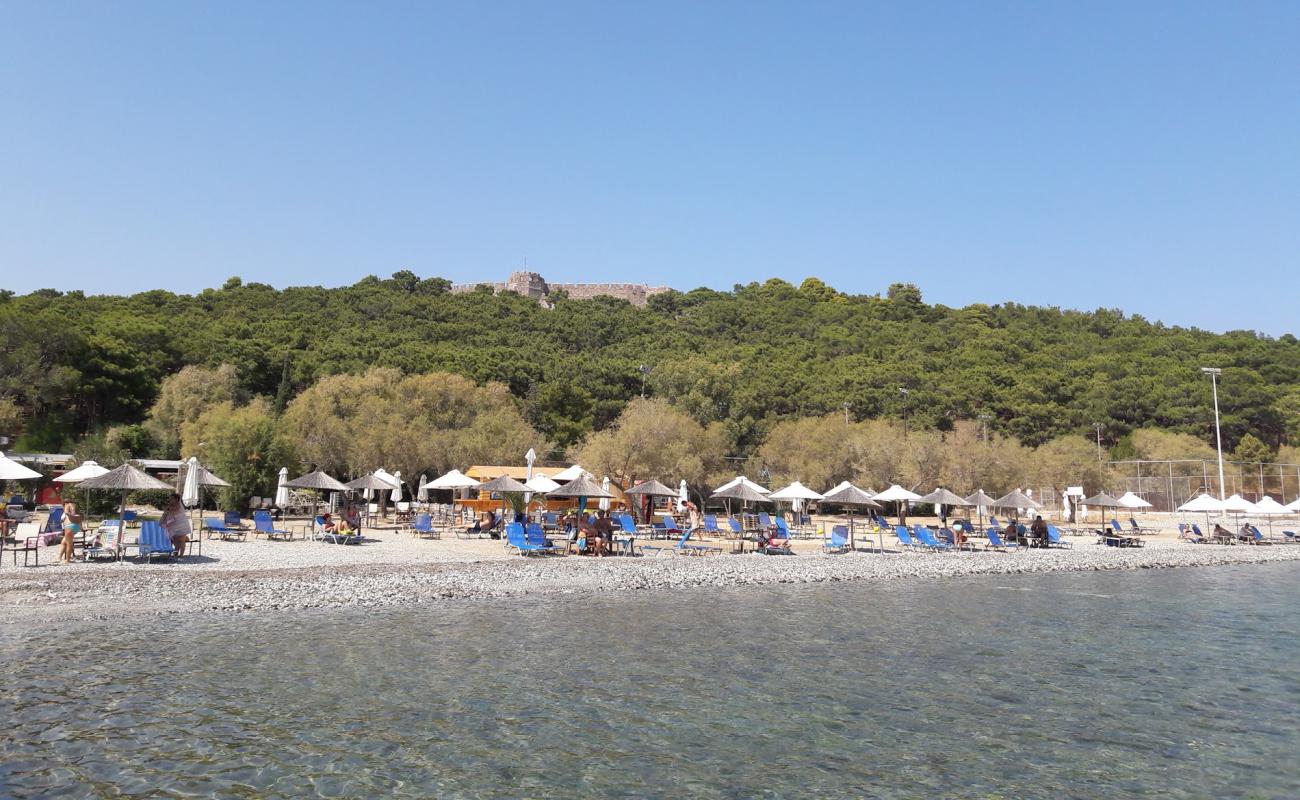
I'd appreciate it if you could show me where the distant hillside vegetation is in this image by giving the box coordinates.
[2,272,1298,457]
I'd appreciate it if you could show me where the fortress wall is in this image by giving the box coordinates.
[448,275,670,307]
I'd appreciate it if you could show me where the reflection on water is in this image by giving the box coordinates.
[3,563,1300,798]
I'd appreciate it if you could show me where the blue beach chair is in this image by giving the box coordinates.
[642,526,721,557]
[895,525,923,551]
[823,525,851,553]
[138,521,176,562]
[913,525,952,551]
[253,510,294,541]
[1046,525,1072,549]
[409,513,439,539]
[985,527,1018,552]
[203,517,246,541]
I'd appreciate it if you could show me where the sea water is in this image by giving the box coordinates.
[2,563,1298,798]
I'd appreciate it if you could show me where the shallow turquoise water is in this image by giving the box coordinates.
[3,563,1299,798]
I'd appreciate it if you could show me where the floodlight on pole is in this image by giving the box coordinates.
[1201,367,1226,501]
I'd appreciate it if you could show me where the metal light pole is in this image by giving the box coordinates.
[1093,423,1103,461]
[978,413,992,442]
[899,388,910,436]
[1201,367,1227,501]
[639,364,651,399]
[842,401,852,425]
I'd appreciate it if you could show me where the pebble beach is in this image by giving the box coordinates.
[5,521,1300,625]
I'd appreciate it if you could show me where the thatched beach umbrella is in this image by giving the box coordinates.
[993,489,1042,521]
[964,489,996,530]
[1081,492,1121,526]
[477,474,535,523]
[347,473,399,524]
[548,474,613,516]
[80,464,174,557]
[918,487,971,525]
[626,479,678,523]
[285,470,349,526]
[821,482,882,550]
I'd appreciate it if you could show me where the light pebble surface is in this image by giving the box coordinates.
[3,526,1300,625]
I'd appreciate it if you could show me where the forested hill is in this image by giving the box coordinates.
[2,272,1298,456]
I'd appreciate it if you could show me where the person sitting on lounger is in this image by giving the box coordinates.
[1030,515,1049,548]
[321,512,338,535]
[1212,524,1234,543]
[1004,519,1025,547]
[340,503,362,535]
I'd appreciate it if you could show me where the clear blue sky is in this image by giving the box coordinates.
[2,2,1297,334]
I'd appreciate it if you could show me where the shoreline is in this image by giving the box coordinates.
[4,538,1300,627]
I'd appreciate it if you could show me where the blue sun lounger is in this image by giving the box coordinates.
[1046,525,1072,548]
[823,524,851,553]
[895,525,923,551]
[253,510,295,541]
[985,527,1017,552]
[138,521,177,562]
[642,527,721,556]
[912,525,952,551]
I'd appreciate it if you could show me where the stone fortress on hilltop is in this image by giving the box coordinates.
[449,271,670,308]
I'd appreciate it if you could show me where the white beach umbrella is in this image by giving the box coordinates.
[551,464,586,482]
[274,466,291,508]
[713,476,771,495]
[769,481,824,502]
[391,471,404,502]
[678,478,688,506]
[1177,492,1224,531]
[1252,495,1289,536]
[1286,497,1300,513]
[417,474,429,503]
[874,484,923,524]
[428,469,479,490]
[54,460,109,483]
[525,474,560,494]
[1117,491,1152,510]
[1221,494,1255,514]
[181,456,202,509]
[600,476,612,511]
[0,453,42,481]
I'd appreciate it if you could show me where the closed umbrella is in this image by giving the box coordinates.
[417,474,429,504]
[600,476,612,512]
[80,464,174,558]
[274,466,291,508]
[821,482,882,551]
[678,479,688,509]
[182,456,202,509]
[390,471,404,503]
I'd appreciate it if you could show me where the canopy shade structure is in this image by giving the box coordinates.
[820,483,881,508]
[1176,493,1223,513]
[1221,494,1256,514]
[346,474,400,492]
[551,464,587,482]
[524,474,560,494]
[711,480,770,503]
[713,476,770,495]
[1287,498,1300,513]
[284,470,349,492]
[547,474,613,500]
[80,463,174,492]
[427,469,479,490]
[964,490,997,507]
[769,482,824,502]
[992,489,1041,510]
[53,460,109,483]
[1116,491,1152,510]
[0,453,43,481]
[625,479,678,497]
[1081,492,1122,508]
[477,474,534,494]
[918,488,971,506]
[872,484,923,503]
